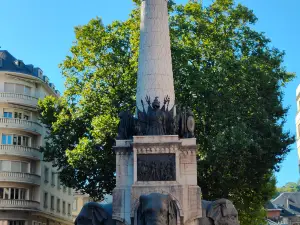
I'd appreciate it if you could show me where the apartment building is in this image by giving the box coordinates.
[0,50,73,225]
[296,85,300,173]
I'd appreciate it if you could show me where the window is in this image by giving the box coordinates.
[57,198,60,213]
[4,188,9,199]
[23,114,29,120]
[44,192,48,208]
[63,186,66,192]
[44,167,49,183]
[57,175,61,189]
[14,60,24,68]
[51,172,55,186]
[32,221,37,225]
[7,134,31,147]
[68,203,71,215]
[3,111,12,118]
[3,109,31,121]
[13,135,21,145]
[8,221,25,225]
[12,161,28,173]
[4,83,32,96]
[4,83,14,93]
[68,187,71,195]
[38,69,43,78]
[62,201,66,214]
[73,198,77,211]
[14,112,22,119]
[24,86,31,95]
[22,136,29,146]
[0,188,27,200]
[20,189,26,199]
[15,84,24,94]
[2,134,12,145]
[0,160,29,173]
[0,161,10,171]
[11,161,20,172]
[21,162,28,172]
[50,195,54,210]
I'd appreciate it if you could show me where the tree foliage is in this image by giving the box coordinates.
[277,181,300,193]
[38,0,295,224]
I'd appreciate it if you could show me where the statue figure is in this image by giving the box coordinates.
[140,96,165,135]
[137,95,176,136]
[162,95,176,135]
[136,193,177,225]
[199,199,240,225]
[178,107,195,138]
[116,110,135,140]
[116,96,197,138]
[75,202,116,225]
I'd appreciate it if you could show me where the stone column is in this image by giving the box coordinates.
[136,0,175,112]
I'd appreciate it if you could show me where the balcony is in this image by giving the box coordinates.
[0,118,43,135]
[0,199,40,211]
[0,172,41,185]
[0,145,42,160]
[0,92,39,107]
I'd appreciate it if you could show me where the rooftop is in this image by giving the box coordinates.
[269,192,300,217]
[0,50,60,96]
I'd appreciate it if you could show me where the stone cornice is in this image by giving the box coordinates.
[113,146,133,155]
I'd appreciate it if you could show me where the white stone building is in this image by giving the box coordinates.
[296,85,300,173]
[0,50,73,225]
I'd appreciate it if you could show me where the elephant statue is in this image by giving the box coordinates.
[75,202,116,225]
[135,193,177,225]
[199,199,239,225]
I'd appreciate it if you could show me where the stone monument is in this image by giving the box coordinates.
[113,0,201,225]
[74,0,240,225]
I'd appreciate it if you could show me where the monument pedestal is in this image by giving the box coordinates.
[112,136,202,225]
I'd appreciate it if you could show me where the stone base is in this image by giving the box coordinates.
[112,187,131,225]
[131,183,201,225]
[112,136,202,225]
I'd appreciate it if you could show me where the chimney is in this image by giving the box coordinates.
[284,197,289,209]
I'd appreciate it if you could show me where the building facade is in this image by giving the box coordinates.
[296,85,300,173]
[0,50,73,225]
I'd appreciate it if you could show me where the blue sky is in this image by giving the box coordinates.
[0,0,299,187]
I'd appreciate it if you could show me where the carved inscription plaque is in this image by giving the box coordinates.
[137,154,176,181]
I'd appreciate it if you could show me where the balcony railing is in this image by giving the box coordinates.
[0,199,40,210]
[0,145,42,160]
[0,92,39,107]
[0,117,43,135]
[0,171,41,185]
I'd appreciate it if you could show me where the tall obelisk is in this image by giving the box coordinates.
[113,1,202,225]
[136,0,175,112]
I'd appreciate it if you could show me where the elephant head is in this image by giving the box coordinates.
[200,199,239,225]
[136,193,177,225]
[75,202,115,225]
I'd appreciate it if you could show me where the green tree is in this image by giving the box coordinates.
[38,0,294,223]
[277,181,300,193]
